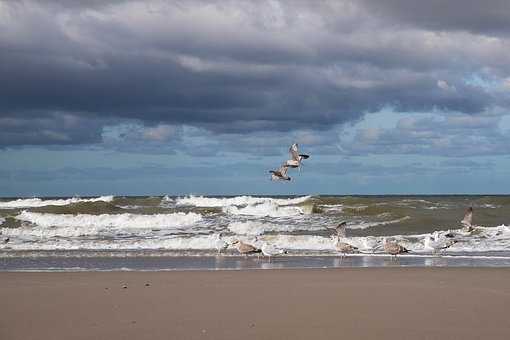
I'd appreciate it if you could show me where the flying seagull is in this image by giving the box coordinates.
[269,164,291,181]
[286,143,310,169]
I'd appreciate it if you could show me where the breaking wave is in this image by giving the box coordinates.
[2,224,510,253]
[1,195,508,258]
[175,195,311,207]
[349,216,411,230]
[228,221,303,236]
[14,211,202,229]
[0,196,114,209]
[223,201,310,217]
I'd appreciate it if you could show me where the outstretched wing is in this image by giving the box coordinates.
[289,143,300,161]
[278,164,289,177]
[461,207,473,226]
[335,221,347,237]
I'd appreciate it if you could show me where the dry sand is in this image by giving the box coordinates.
[1,268,510,340]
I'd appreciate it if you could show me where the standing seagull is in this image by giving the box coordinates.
[231,240,261,257]
[261,243,287,262]
[424,232,456,254]
[334,235,358,256]
[286,143,310,169]
[361,236,380,253]
[213,233,228,254]
[383,238,409,257]
[269,164,291,181]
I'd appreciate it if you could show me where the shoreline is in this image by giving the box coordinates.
[2,253,510,271]
[2,268,510,339]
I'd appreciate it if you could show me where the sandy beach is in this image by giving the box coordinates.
[1,268,510,340]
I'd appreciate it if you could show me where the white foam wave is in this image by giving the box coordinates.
[319,204,343,212]
[0,234,222,251]
[258,234,335,251]
[478,204,501,209]
[2,225,510,254]
[349,216,411,230]
[176,195,311,207]
[14,211,202,229]
[228,221,299,236]
[0,217,4,226]
[223,201,308,217]
[0,196,114,209]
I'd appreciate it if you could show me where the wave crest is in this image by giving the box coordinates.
[0,196,114,209]
[14,211,202,229]
[176,195,311,207]
[223,201,308,217]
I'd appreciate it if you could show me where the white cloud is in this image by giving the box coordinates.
[437,79,456,92]
[142,124,179,142]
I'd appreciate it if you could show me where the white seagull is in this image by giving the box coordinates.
[360,236,380,253]
[286,143,310,169]
[213,233,228,254]
[261,243,287,262]
[424,232,456,254]
[460,207,474,232]
[269,164,291,181]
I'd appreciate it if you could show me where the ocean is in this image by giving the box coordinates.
[1,195,509,270]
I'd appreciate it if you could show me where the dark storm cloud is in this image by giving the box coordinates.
[1,0,509,147]
[0,112,104,145]
[359,0,510,36]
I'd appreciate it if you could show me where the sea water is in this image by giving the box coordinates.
[1,195,509,270]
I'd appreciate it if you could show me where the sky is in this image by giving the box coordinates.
[1,0,510,197]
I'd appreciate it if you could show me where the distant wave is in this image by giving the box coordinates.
[0,196,114,209]
[227,221,316,236]
[223,201,310,217]
[175,195,311,207]
[349,216,411,230]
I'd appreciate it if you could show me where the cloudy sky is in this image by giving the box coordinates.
[1,0,510,196]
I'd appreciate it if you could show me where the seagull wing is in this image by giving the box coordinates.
[289,143,300,161]
[278,164,289,177]
[461,207,473,226]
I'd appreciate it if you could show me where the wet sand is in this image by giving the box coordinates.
[1,268,510,340]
